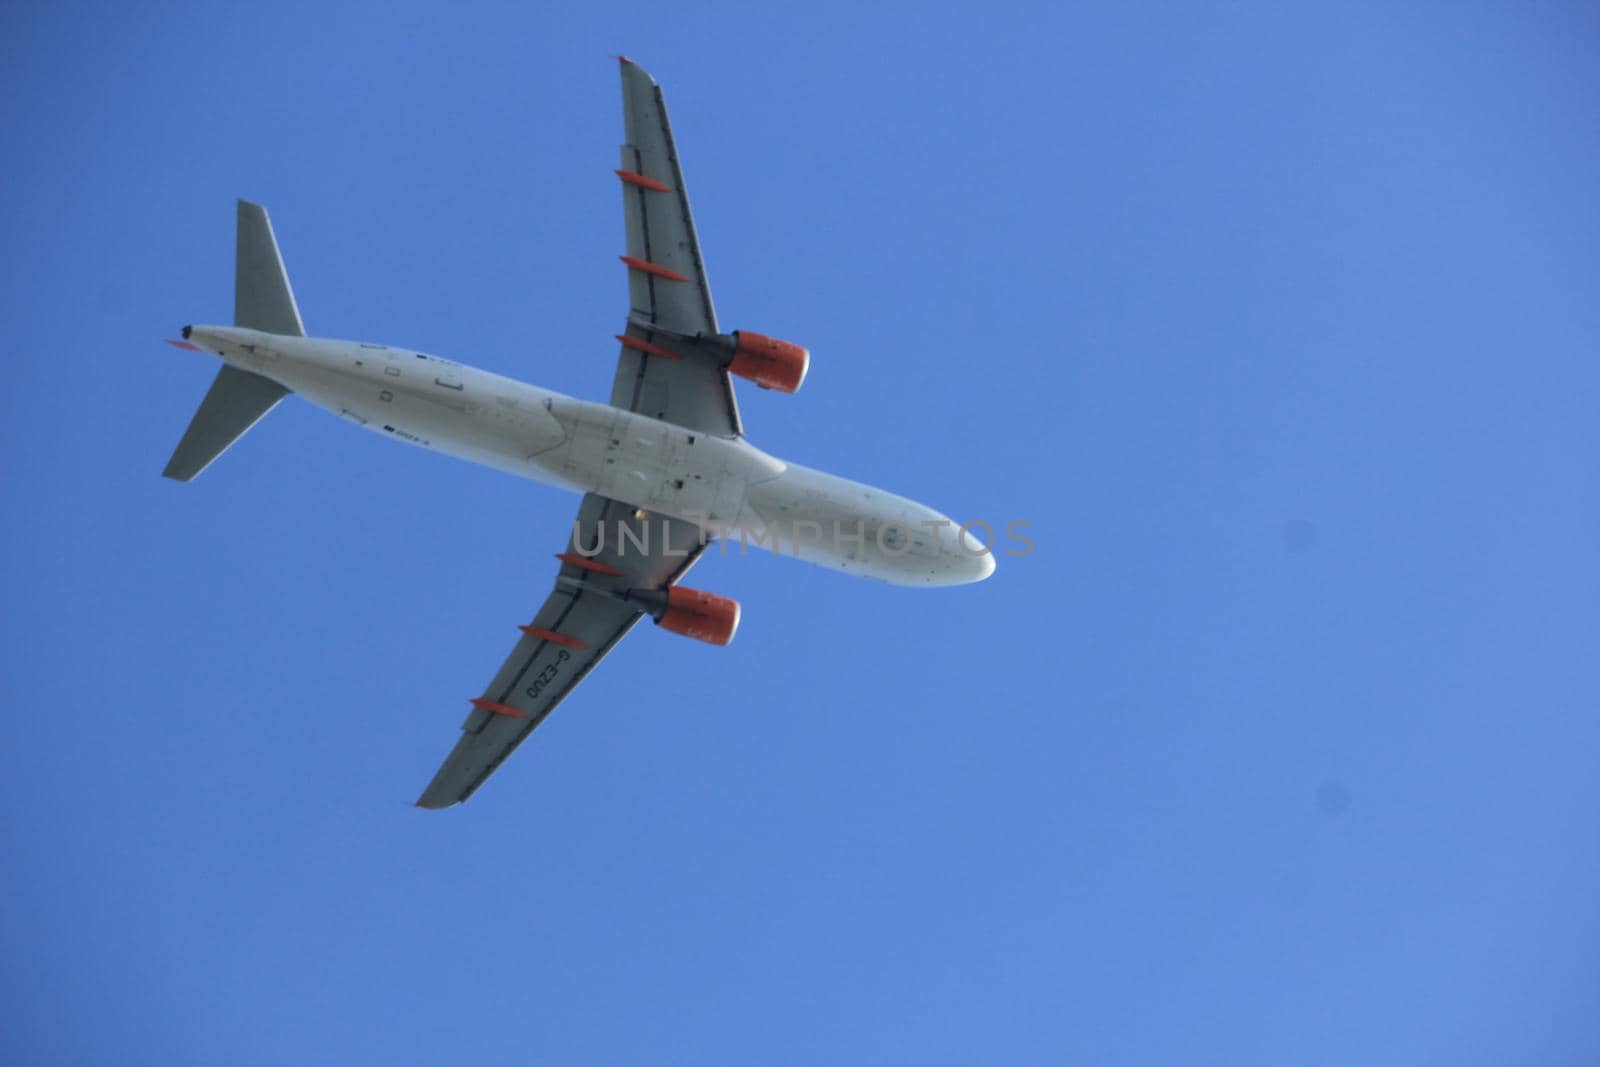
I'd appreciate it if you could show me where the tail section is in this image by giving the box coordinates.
[162,200,303,481]
[234,200,304,337]
[161,365,288,481]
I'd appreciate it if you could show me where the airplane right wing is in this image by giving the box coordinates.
[609,57,743,438]
[415,493,706,809]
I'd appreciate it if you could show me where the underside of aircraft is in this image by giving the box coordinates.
[163,59,993,807]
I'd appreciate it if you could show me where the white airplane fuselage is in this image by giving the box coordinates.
[184,326,994,587]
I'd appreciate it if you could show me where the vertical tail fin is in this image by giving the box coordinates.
[161,200,303,481]
[235,200,304,336]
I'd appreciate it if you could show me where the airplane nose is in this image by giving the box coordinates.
[934,522,996,584]
[952,542,995,583]
[181,324,192,339]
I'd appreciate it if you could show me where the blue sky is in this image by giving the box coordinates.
[3,2,1598,1064]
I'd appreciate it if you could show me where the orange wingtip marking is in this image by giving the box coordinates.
[615,169,672,192]
[519,625,590,650]
[165,339,201,351]
[470,698,528,719]
[619,255,690,283]
[617,55,635,64]
[615,334,682,360]
[555,552,624,576]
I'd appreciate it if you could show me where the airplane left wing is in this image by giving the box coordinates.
[415,493,705,808]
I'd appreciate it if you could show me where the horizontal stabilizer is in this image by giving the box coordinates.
[161,364,288,482]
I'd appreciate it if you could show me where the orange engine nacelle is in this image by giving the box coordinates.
[726,331,810,394]
[655,586,742,646]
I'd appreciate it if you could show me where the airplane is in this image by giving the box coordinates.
[163,57,995,808]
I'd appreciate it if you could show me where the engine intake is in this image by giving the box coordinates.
[653,586,741,646]
[726,330,810,394]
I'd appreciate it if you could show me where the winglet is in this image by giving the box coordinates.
[165,339,201,351]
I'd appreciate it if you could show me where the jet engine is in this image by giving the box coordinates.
[724,331,810,393]
[631,325,811,394]
[650,586,742,646]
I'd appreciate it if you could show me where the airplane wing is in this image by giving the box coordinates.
[610,57,742,438]
[416,493,705,808]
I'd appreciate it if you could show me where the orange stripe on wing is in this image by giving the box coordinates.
[470,698,528,719]
[554,552,624,576]
[615,169,672,192]
[619,255,689,283]
[519,625,590,650]
[616,334,682,360]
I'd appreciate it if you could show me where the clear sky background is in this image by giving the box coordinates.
[3,3,1597,1064]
